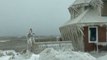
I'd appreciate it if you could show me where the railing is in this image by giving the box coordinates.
[34,41,72,44]
[98,42,107,46]
[33,41,73,53]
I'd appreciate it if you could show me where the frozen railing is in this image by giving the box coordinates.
[33,41,73,53]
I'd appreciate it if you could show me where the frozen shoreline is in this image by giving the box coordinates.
[0,48,97,60]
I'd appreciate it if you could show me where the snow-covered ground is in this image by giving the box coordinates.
[1,48,107,60]
[0,50,39,60]
[89,51,107,58]
[39,48,96,60]
[0,48,97,60]
[98,54,107,60]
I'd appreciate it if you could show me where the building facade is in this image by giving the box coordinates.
[60,0,107,52]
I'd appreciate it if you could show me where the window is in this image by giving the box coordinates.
[102,0,107,16]
[88,26,98,43]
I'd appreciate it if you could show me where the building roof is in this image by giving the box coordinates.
[68,0,103,10]
[73,0,91,5]
[69,0,91,8]
[62,9,107,27]
[61,0,106,27]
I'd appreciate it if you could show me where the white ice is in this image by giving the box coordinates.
[0,48,98,60]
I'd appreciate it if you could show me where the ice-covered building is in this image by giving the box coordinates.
[59,0,107,52]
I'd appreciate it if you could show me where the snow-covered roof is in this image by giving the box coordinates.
[60,0,106,27]
[73,0,91,5]
[69,0,92,8]
[62,8,107,27]
[78,9,107,24]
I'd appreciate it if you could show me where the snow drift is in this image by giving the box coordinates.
[0,48,96,60]
[39,48,96,60]
[98,54,107,60]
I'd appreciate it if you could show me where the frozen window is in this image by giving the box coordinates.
[88,26,98,43]
[90,28,96,41]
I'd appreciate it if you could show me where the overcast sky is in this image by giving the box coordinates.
[0,0,75,36]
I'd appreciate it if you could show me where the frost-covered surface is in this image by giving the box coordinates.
[0,56,11,60]
[10,53,39,60]
[39,48,96,60]
[89,51,107,58]
[98,54,107,60]
[0,50,17,57]
[0,50,39,60]
[0,48,96,60]
[34,41,74,54]
[98,55,107,60]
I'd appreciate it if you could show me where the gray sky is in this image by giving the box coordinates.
[0,0,75,36]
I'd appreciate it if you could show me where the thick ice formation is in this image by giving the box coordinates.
[0,48,96,60]
[0,50,39,60]
[10,53,39,60]
[39,48,96,60]
[39,48,58,60]
[0,50,17,57]
[0,56,11,60]
[98,54,107,60]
